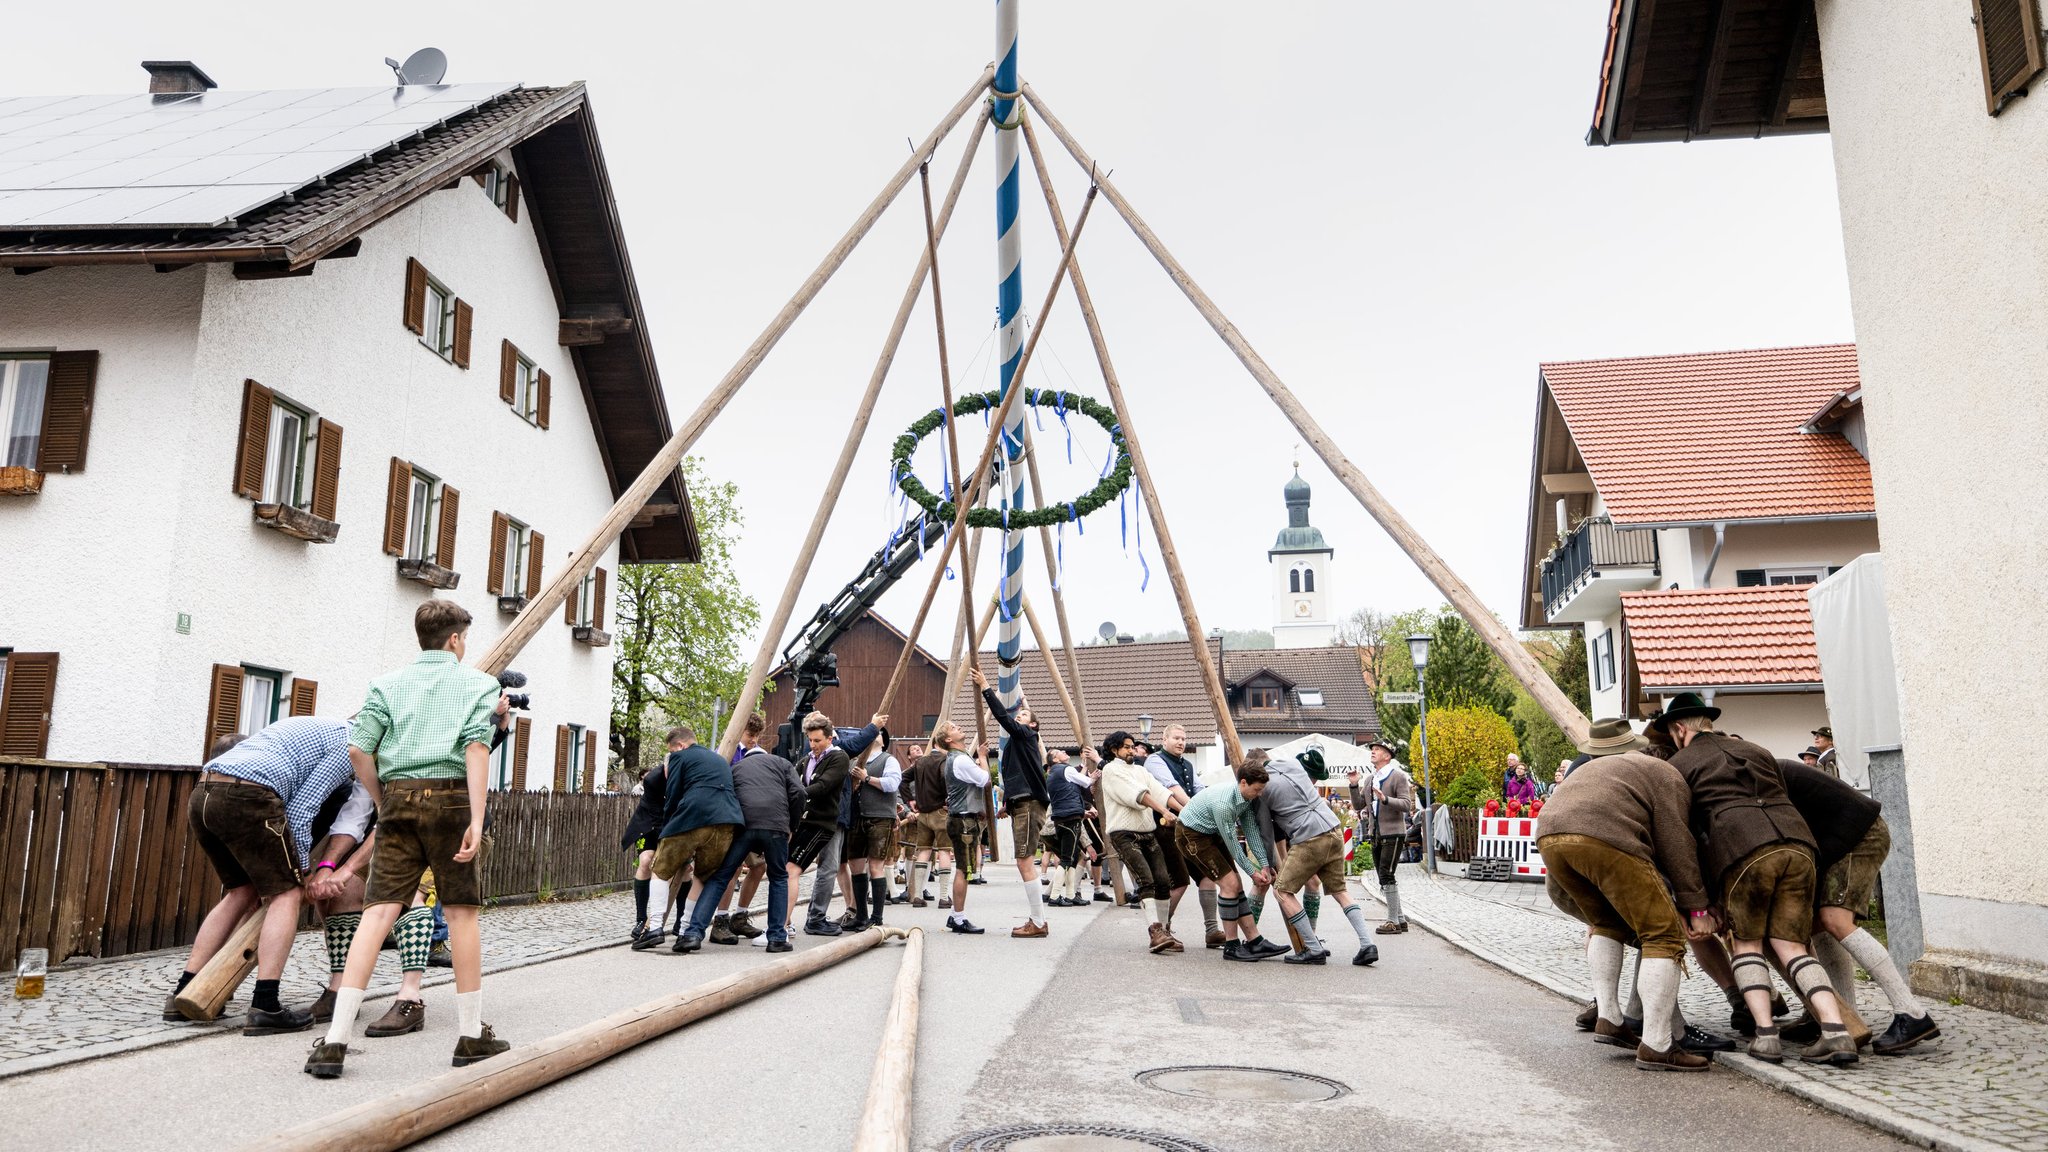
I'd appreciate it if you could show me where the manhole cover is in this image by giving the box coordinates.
[947,1124,1224,1151]
[1134,1065,1350,1103]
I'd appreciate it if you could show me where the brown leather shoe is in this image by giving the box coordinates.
[451,1023,511,1067]
[364,998,425,1038]
[309,988,337,1024]
[1375,920,1403,935]
[1204,928,1226,949]
[1593,1017,1642,1048]
[1575,1002,1599,1032]
[1011,920,1048,939]
[1635,1042,1712,1072]
[1162,931,1186,954]
[1147,924,1174,954]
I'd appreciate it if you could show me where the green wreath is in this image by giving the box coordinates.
[891,389,1131,529]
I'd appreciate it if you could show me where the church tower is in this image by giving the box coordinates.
[1270,464,1335,648]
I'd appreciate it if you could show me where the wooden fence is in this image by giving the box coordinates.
[1,758,636,970]
[1442,806,1481,862]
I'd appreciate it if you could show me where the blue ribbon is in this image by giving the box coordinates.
[1028,387,1044,432]
[1054,521,1063,592]
[1069,502,1082,535]
[1054,392,1073,463]
[1136,483,1150,591]
[1101,426,1119,479]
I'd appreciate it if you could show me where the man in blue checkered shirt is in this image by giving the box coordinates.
[169,716,355,1037]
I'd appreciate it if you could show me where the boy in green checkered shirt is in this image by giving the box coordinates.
[305,599,509,1079]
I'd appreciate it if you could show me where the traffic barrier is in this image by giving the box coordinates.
[1471,817,1546,879]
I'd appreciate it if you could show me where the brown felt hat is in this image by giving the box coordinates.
[1578,717,1646,758]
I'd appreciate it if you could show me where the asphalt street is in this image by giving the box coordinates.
[0,866,1907,1152]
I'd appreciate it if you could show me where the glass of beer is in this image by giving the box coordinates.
[15,947,47,999]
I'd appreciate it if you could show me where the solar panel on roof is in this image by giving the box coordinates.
[0,82,516,230]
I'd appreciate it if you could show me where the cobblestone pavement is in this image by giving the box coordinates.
[0,892,645,1080]
[1360,864,2048,1152]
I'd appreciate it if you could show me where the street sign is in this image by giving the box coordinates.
[1382,691,1422,705]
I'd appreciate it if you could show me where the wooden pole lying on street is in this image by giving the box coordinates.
[714,104,991,757]
[171,909,262,1021]
[245,928,910,1152]
[1019,593,1084,747]
[851,927,926,1152]
[476,66,994,682]
[1022,83,1591,746]
[1018,116,1245,767]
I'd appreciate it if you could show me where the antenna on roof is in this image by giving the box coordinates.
[384,48,448,86]
[1097,621,1117,642]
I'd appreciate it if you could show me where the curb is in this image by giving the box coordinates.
[1359,873,2007,1152]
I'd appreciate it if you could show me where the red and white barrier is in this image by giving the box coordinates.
[1474,817,1546,877]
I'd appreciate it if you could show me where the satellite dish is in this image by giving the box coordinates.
[1097,621,1118,642]
[385,47,448,86]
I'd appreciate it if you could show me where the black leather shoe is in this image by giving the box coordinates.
[1872,1012,1940,1055]
[1680,1024,1737,1053]
[631,929,667,951]
[947,918,986,934]
[1353,944,1379,967]
[671,933,703,954]
[1248,937,1291,959]
[1221,941,1263,962]
[244,1005,315,1037]
[1094,892,1113,903]
[1283,947,1330,965]
[765,940,793,953]
[804,920,843,937]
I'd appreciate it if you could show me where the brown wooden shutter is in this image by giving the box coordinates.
[232,379,274,499]
[535,370,551,429]
[0,652,58,758]
[436,485,460,569]
[404,257,428,334]
[565,556,580,625]
[554,724,570,791]
[584,730,599,793]
[592,567,607,630]
[451,299,473,369]
[511,716,531,790]
[310,419,343,521]
[487,511,508,595]
[289,679,318,717]
[526,531,545,599]
[383,458,412,556]
[1977,0,2046,114]
[498,340,517,404]
[36,351,97,473]
[504,174,520,223]
[204,663,243,760]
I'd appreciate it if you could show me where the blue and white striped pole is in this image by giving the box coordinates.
[993,0,1026,713]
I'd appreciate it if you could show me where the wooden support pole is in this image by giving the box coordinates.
[876,184,1101,731]
[1021,427,1090,747]
[477,67,994,681]
[1019,593,1084,746]
[1018,115,1243,767]
[917,152,981,694]
[171,909,261,1021]
[852,927,925,1152]
[1021,84,1591,746]
[714,103,991,757]
[245,929,897,1152]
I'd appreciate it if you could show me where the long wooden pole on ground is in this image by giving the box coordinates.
[713,104,991,757]
[245,928,904,1152]
[1021,427,1091,747]
[1018,116,1243,767]
[477,67,994,681]
[1021,84,1591,746]
[1019,594,1083,744]
[852,927,926,1152]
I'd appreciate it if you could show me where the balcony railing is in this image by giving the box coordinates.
[1539,516,1658,619]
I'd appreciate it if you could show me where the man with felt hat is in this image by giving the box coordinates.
[1537,718,1713,1072]
[1348,739,1413,934]
[1659,692,1858,1066]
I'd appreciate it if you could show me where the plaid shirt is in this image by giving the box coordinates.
[349,650,501,782]
[205,717,355,869]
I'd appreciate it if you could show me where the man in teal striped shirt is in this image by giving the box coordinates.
[306,600,509,1080]
[1174,762,1291,963]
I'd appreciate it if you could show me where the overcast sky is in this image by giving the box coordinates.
[11,3,1855,658]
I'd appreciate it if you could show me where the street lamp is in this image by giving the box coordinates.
[1137,713,1154,740]
[1406,632,1437,874]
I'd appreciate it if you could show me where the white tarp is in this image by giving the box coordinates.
[1806,554,1901,790]
[1262,733,1375,774]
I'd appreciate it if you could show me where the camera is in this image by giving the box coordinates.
[498,669,531,711]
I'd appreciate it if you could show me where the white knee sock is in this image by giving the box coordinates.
[1811,933,1860,1017]
[1586,935,1625,1026]
[909,862,927,894]
[1639,957,1681,1051]
[455,990,483,1039]
[1044,864,1063,894]
[679,898,696,929]
[1843,927,1926,1018]
[1143,898,1167,926]
[648,877,671,929]
[1624,948,1645,1019]
[323,987,366,1046]
[1024,883,1045,924]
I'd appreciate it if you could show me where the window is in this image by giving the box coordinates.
[1302,568,1315,593]
[500,341,549,426]
[1975,0,2045,115]
[921,714,939,734]
[1766,566,1827,586]
[491,723,515,790]
[1592,629,1617,692]
[406,467,442,561]
[263,398,315,507]
[422,279,456,359]
[241,666,283,736]
[1248,685,1282,710]
[1298,688,1325,708]
[566,565,607,633]
[403,258,471,368]
[503,517,530,593]
[479,164,519,221]
[1288,570,1300,594]
[0,355,50,468]
[567,723,586,792]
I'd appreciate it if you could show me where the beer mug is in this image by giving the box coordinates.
[15,947,47,999]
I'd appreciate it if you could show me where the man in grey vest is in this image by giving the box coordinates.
[1349,740,1413,934]
[938,721,991,934]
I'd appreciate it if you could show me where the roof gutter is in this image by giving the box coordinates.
[1617,512,1877,531]
[1642,683,1824,696]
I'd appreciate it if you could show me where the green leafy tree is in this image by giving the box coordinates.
[1408,705,1516,806]
[611,458,762,786]
[1511,630,1590,782]
[1372,607,1514,762]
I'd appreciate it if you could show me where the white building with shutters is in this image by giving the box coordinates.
[0,64,698,791]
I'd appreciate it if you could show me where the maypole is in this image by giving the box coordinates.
[992,0,1027,712]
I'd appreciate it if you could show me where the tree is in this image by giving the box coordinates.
[1511,630,1589,782]
[1372,607,1514,759]
[611,457,762,786]
[1410,706,1516,807]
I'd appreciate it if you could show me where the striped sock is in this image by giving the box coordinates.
[393,907,435,973]
[323,912,363,974]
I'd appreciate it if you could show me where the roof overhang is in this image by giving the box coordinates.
[1800,387,1863,433]
[1641,682,1823,695]
[1590,0,1828,147]
[1611,511,1875,531]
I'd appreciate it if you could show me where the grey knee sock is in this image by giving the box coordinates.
[1198,888,1220,933]
[1383,882,1403,924]
[1343,903,1373,945]
[1285,909,1324,952]
[1842,927,1926,1018]
[1811,933,1860,1017]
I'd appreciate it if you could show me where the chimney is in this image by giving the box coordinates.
[141,61,217,94]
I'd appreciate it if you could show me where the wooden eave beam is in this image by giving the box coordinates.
[1767,0,1815,129]
[1690,0,1738,137]
[559,315,636,345]
[1616,0,1661,141]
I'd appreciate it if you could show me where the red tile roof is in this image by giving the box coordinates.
[1540,344,1873,525]
[1621,586,1822,690]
